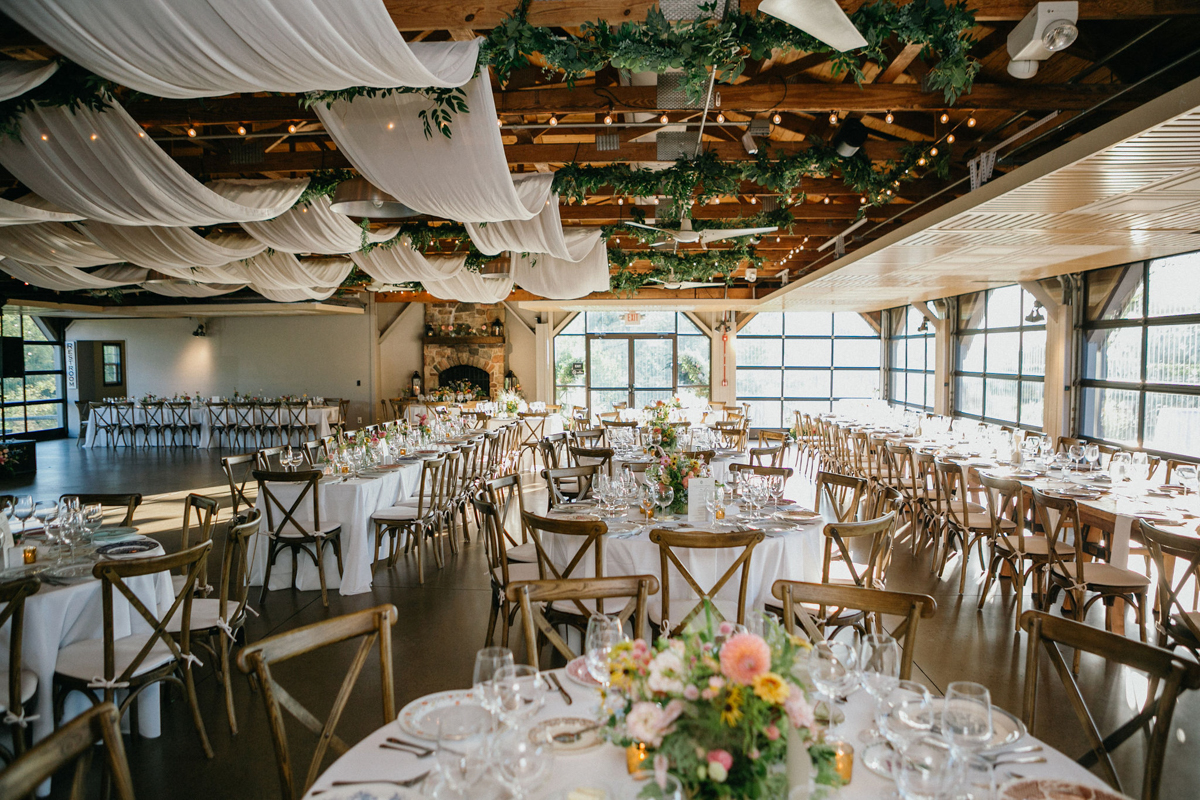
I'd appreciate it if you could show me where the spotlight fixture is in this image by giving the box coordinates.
[885,111,894,124]
[741,132,759,155]
[772,113,782,125]
[947,133,956,144]
[548,116,558,126]
[288,124,297,133]
[917,318,930,333]
[828,111,839,125]
[830,118,868,157]
[236,125,246,135]
[1025,301,1046,323]
[603,113,613,125]
[192,323,207,338]
[967,116,977,127]
[745,267,757,283]
[187,127,197,137]
[659,113,669,124]
[329,178,420,219]
[939,113,949,124]
[716,112,725,123]
[1007,1,1079,79]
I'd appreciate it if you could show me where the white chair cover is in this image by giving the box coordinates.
[0,100,308,226]
[511,238,611,300]
[0,0,480,97]
[350,243,465,284]
[0,222,117,267]
[240,195,397,254]
[0,61,58,101]
[78,222,267,270]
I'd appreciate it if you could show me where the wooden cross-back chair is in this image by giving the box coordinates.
[1164,458,1199,484]
[1032,489,1150,669]
[543,464,599,508]
[283,401,317,447]
[256,445,287,471]
[0,577,39,762]
[222,453,257,515]
[302,439,327,466]
[508,576,659,669]
[59,492,142,528]
[1140,519,1200,663]
[538,431,570,470]
[713,421,747,451]
[648,528,765,636]
[798,511,898,638]
[815,471,867,524]
[883,442,920,544]
[522,511,609,621]
[111,401,140,447]
[748,445,785,467]
[772,581,935,681]
[935,458,1010,593]
[568,445,613,475]
[237,604,398,800]
[229,401,260,449]
[1020,610,1200,800]
[254,470,344,608]
[482,473,534,560]
[205,402,231,448]
[573,427,606,448]
[166,400,197,447]
[474,494,540,648]
[727,463,793,483]
[517,411,548,469]
[176,493,219,597]
[0,702,134,800]
[372,455,444,583]
[53,543,214,759]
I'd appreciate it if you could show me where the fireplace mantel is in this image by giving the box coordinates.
[423,335,505,346]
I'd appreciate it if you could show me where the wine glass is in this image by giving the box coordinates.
[82,503,103,543]
[473,647,514,717]
[807,640,858,744]
[493,664,547,729]
[1084,443,1100,473]
[32,500,57,536]
[1131,451,1149,482]
[705,483,724,524]
[585,614,626,687]
[1067,444,1084,475]
[13,495,33,540]
[1039,435,1053,462]
[867,680,934,776]
[594,473,611,516]
[435,704,493,798]
[639,483,657,519]
[495,726,554,800]
[959,752,997,800]
[1110,452,1131,483]
[941,681,993,754]
[768,473,786,513]
[1176,464,1199,496]
[858,633,901,744]
[654,484,675,518]
[893,737,960,800]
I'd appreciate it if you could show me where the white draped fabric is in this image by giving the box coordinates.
[423,270,514,304]
[90,265,153,283]
[511,239,612,300]
[0,222,116,267]
[350,243,465,284]
[253,285,338,303]
[0,61,59,102]
[0,101,308,226]
[315,71,555,223]
[466,201,602,261]
[140,281,245,298]
[240,196,397,254]
[0,260,146,291]
[78,222,267,270]
[238,251,352,291]
[0,0,480,98]
[0,194,83,227]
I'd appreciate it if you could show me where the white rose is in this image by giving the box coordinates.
[647,650,686,695]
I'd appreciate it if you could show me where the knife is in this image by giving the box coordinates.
[548,672,573,705]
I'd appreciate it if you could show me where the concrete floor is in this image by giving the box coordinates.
[3,439,1197,799]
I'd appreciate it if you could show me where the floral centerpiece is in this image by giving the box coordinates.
[647,398,684,451]
[647,453,702,515]
[497,389,522,416]
[0,443,19,476]
[603,608,839,799]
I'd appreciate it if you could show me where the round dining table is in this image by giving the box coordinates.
[302,667,1114,799]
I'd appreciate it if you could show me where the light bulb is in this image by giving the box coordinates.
[967,116,977,128]
[917,157,927,166]
[40,134,47,141]
[604,114,613,125]
[89,133,97,140]
[716,112,725,123]
[930,147,938,156]
[653,197,660,205]
[237,126,246,136]
[387,122,394,130]
[885,111,894,124]
[548,116,558,126]
[860,196,866,204]
[138,131,145,138]
[823,197,830,204]
[659,114,669,124]
[886,189,893,196]
[581,198,587,205]
[187,128,197,137]
[288,124,297,133]
[940,113,949,124]
[497,118,503,127]
[749,196,756,204]
[947,134,955,144]
[772,113,782,124]
[617,197,623,205]
[829,112,838,125]
[775,236,780,242]
[803,237,809,243]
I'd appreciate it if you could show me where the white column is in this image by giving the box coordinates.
[934,319,951,415]
[534,320,553,405]
[1041,302,1071,441]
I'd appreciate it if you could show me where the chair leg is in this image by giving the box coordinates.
[183,662,215,758]
[486,591,499,647]
[259,540,278,606]
[221,633,238,735]
[314,543,329,608]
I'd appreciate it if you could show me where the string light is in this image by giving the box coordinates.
[917,156,927,166]
[716,112,725,123]
[772,113,782,124]
[187,128,197,137]
[659,113,669,124]
[603,114,613,125]
[823,196,831,204]
[967,116,977,128]
[237,126,246,135]
[803,236,809,243]
[548,116,558,126]
[884,111,894,124]
[288,124,297,133]
[138,131,145,138]
[496,118,503,127]
[89,133,97,141]
[387,122,394,130]
[775,236,781,242]
[886,189,893,196]
[617,197,623,205]
[946,133,955,144]
[749,196,756,204]
[930,146,939,156]
[860,196,866,204]
[40,134,48,141]
[828,111,838,125]
[939,113,949,124]
[653,197,660,205]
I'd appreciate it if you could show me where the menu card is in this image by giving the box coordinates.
[688,477,716,522]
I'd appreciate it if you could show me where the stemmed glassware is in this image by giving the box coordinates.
[862,680,934,776]
[434,705,493,799]
[32,500,58,542]
[858,633,901,744]
[807,640,858,745]
[494,726,554,800]
[493,664,547,729]
[82,503,103,543]
[654,484,675,518]
[1067,444,1084,475]
[893,738,960,800]
[1084,443,1101,473]
[12,495,33,541]
[941,681,994,754]
[705,483,725,524]
[639,483,657,519]
[472,646,514,720]
[768,473,786,514]
[585,613,627,688]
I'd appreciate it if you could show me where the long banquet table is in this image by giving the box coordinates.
[83,403,341,449]
[303,667,1113,799]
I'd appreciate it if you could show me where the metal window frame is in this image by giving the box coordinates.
[1,312,67,439]
[884,306,935,412]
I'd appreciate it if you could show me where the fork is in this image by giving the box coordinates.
[312,770,430,794]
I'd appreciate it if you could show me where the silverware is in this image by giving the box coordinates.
[385,737,432,755]
[987,755,1046,765]
[379,742,432,758]
[313,771,430,794]
[548,672,573,706]
[552,721,602,743]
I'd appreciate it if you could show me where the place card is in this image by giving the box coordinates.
[688,477,715,522]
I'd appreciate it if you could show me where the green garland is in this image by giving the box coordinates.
[295,168,356,206]
[301,86,469,140]
[606,245,761,296]
[0,60,117,141]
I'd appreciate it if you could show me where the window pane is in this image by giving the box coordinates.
[678,385,709,404]
[1146,324,1200,385]
[1083,326,1142,383]
[784,338,830,367]
[588,339,628,387]
[104,365,120,384]
[24,374,62,402]
[23,318,49,342]
[743,400,782,428]
[1144,391,1200,457]
[832,370,878,398]
[834,338,880,368]
[1,312,20,337]
[677,315,702,335]
[4,410,25,435]
[956,376,983,416]
[556,385,586,410]
[23,343,59,371]
[741,313,783,336]
[590,389,628,414]
[784,370,831,397]
[560,314,585,335]
[1147,252,1200,318]
[1087,265,1143,321]
[677,336,709,386]
[3,377,24,403]
[25,402,61,431]
[988,286,1022,329]
[739,338,783,367]
[985,331,1020,374]
[1020,381,1043,429]
[1021,330,1046,377]
[907,337,928,371]
[737,369,782,397]
[958,334,985,373]
[890,340,905,371]
[783,313,829,337]
[634,389,674,407]
[834,313,876,337]
[889,371,904,403]
[554,336,586,386]
[633,339,672,387]
[985,378,1019,423]
[783,400,831,421]
[907,372,926,407]
[1080,386,1139,446]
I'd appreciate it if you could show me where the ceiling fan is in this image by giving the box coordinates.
[624,217,778,250]
[756,0,868,52]
[645,266,725,291]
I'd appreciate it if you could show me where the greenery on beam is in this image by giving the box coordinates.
[605,245,761,296]
[0,61,118,141]
[300,86,470,140]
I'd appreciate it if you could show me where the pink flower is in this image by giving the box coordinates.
[707,749,733,771]
[717,621,735,637]
[719,633,772,685]
[624,700,685,748]
[749,747,761,760]
[784,685,815,729]
[683,685,700,700]
[764,723,780,741]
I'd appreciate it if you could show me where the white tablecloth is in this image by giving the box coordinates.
[304,668,1111,800]
[248,463,421,596]
[0,562,173,795]
[82,404,340,448]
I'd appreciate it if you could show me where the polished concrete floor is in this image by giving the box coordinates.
[4,439,1197,799]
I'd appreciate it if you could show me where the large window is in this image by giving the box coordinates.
[553,311,710,412]
[1,309,66,437]
[102,343,123,386]
[1079,253,1200,457]
[736,312,880,428]
[887,306,935,411]
[953,285,1045,429]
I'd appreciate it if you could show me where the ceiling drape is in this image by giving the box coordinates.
[0,61,59,102]
[0,222,116,267]
[0,195,84,227]
[511,239,612,300]
[78,222,267,270]
[240,195,397,254]
[423,271,514,304]
[466,201,602,262]
[350,243,466,284]
[0,260,146,290]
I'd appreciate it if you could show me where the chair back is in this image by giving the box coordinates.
[573,427,605,447]
[821,511,897,591]
[253,470,326,538]
[538,432,569,470]
[748,445,784,467]
[59,493,141,528]
[256,446,287,471]
[222,453,257,514]
[0,577,39,753]
[231,401,257,429]
[283,401,310,430]
[933,459,976,532]
[1019,610,1200,800]
[302,440,327,466]
[815,471,866,523]
[92,542,212,698]
[237,605,398,800]
[681,449,715,465]
[205,402,229,429]
[180,493,219,594]
[507,576,659,667]
[713,421,746,450]
[542,464,599,508]
[521,512,608,615]
[483,473,527,555]
[648,528,765,636]
[1139,519,1200,658]
[568,445,613,475]
[1031,489,1083,586]
[884,442,919,500]
[412,456,446,518]
[979,473,1029,553]
[1057,435,1087,453]
[728,463,793,482]
[518,412,547,447]
[1165,458,1199,484]
[166,401,192,430]
[771,580,935,680]
[112,402,136,430]
[218,511,261,635]
[0,702,134,800]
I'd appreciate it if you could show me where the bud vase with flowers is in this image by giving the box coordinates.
[647,398,684,451]
[647,453,702,516]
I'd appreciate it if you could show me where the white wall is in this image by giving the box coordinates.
[505,305,539,400]
[65,314,376,434]
[378,302,425,401]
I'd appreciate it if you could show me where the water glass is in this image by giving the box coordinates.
[1084,443,1100,472]
[1067,444,1084,474]
[654,484,675,517]
[1131,451,1149,481]
[472,647,513,716]
[808,641,858,743]
[941,681,993,753]
[435,704,493,795]
[13,495,33,539]
[878,680,934,753]
[494,664,547,728]
[495,726,554,799]
[957,753,996,800]
[858,633,901,743]
[585,613,626,686]
[893,738,960,800]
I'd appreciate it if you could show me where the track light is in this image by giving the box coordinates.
[831,119,868,157]
[741,132,759,155]
[187,127,197,137]
[940,113,949,124]
[237,126,246,135]
[885,111,894,124]
[772,113,782,125]
[1025,301,1046,323]
[917,318,930,333]
[548,116,558,126]
[1007,2,1079,79]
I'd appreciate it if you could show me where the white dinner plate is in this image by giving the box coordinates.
[530,716,604,753]
[306,783,423,800]
[395,689,481,740]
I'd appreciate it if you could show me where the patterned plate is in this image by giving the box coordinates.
[999,779,1132,800]
[395,689,480,740]
[530,717,604,753]
[93,526,139,539]
[96,539,158,558]
[564,657,601,688]
[305,784,423,800]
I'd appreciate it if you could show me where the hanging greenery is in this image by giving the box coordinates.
[300,85,470,140]
[605,244,761,296]
[294,168,355,206]
[0,60,118,141]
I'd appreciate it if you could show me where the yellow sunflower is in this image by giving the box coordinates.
[721,685,744,727]
[751,672,791,704]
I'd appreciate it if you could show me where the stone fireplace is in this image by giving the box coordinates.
[422,303,506,398]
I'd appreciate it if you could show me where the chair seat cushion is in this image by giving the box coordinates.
[373,505,422,522]
[997,535,1073,558]
[56,636,176,683]
[269,525,340,539]
[505,542,538,563]
[165,598,242,634]
[1052,562,1151,590]
[491,562,541,587]
[0,668,37,712]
